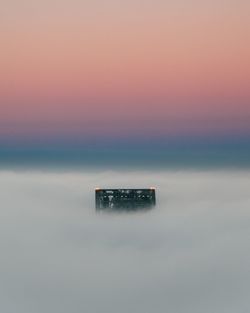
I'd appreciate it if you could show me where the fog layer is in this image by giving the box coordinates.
[0,169,250,313]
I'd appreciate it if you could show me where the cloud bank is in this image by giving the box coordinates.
[0,169,250,313]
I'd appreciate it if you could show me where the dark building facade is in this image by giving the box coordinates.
[95,188,156,210]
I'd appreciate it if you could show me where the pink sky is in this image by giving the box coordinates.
[1,0,250,141]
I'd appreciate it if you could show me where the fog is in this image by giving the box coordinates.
[0,169,250,313]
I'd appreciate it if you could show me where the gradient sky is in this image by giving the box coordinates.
[1,0,250,145]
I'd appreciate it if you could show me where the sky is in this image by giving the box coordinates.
[1,0,250,151]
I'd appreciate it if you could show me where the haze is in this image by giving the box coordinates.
[0,169,250,313]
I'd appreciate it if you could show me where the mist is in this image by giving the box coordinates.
[0,169,250,313]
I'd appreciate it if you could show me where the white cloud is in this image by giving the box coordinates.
[0,169,250,313]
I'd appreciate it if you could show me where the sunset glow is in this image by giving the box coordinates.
[1,0,250,145]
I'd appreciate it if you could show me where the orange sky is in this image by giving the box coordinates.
[1,0,250,140]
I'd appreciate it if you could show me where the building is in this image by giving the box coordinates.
[95,188,156,210]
